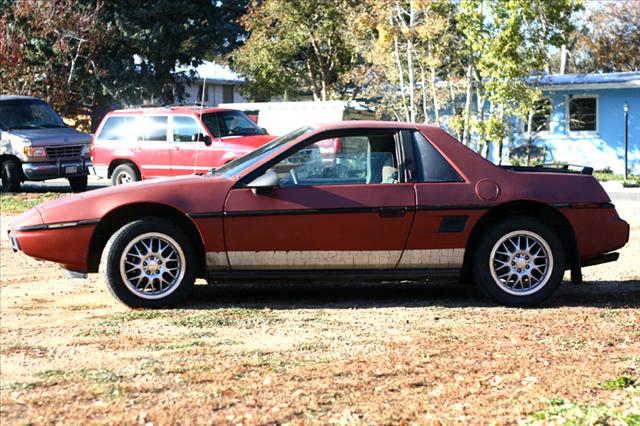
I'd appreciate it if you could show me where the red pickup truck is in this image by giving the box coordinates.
[91,106,275,185]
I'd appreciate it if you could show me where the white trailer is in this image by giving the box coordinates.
[217,100,375,136]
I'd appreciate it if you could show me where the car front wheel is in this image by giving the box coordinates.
[1,160,21,192]
[68,176,88,192]
[101,218,196,308]
[473,217,565,307]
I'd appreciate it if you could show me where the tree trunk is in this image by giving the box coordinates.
[420,62,428,122]
[406,0,416,122]
[462,64,473,146]
[307,30,330,101]
[393,26,409,122]
[305,58,321,101]
[429,61,439,125]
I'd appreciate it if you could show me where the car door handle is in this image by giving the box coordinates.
[378,207,406,218]
[173,146,180,151]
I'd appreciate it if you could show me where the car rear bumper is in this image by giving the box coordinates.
[564,205,630,260]
[22,158,92,180]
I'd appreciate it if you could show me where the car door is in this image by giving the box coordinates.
[135,115,171,178]
[170,115,213,176]
[397,130,474,269]
[222,130,416,270]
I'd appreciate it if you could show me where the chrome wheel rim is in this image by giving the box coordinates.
[489,230,553,296]
[119,232,186,299]
[115,172,132,185]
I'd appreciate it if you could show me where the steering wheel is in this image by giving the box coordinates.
[230,126,243,134]
[289,168,299,185]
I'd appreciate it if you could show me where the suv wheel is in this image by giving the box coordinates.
[101,217,196,308]
[111,164,140,185]
[473,217,565,307]
[1,160,21,192]
[68,176,88,192]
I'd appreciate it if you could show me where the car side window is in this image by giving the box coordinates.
[271,133,399,187]
[136,116,168,142]
[173,116,202,142]
[412,131,463,182]
[215,111,263,137]
[97,116,135,141]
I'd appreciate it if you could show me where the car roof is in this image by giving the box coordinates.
[105,106,237,116]
[0,95,42,101]
[310,120,440,131]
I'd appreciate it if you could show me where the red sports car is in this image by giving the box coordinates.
[8,122,629,308]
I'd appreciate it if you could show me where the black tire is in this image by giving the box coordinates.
[111,164,140,186]
[68,176,88,192]
[472,216,565,307]
[100,217,196,308]
[1,160,21,193]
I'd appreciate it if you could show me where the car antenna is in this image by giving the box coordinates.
[194,76,207,175]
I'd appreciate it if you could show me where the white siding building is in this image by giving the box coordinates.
[178,61,246,107]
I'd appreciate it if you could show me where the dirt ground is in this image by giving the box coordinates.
[0,196,638,425]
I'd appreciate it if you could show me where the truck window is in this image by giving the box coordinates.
[173,116,202,142]
[97,116,135,141]
[136,116,168,142]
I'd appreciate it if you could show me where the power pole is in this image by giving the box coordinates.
[624,102,629,181]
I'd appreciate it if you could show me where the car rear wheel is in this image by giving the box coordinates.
[111,164,139,186]
[1,160,21,192]
[101,218,196,308]
[473,217,565,307]
[68,176,88,192]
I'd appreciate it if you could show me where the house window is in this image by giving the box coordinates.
[526,98,551,133]
[223,85,234,103]
[569,97,597,131]
[199,84,209,103]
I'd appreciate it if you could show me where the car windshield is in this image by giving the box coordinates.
[201,110,265,138]
[0,99,66,130]
[211,126,314,179]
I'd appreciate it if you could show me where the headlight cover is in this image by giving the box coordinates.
[24,146,47,158]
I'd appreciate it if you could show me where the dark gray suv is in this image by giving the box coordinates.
[0,95,92,192]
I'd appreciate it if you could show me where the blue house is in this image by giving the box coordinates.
[506,72,640,174]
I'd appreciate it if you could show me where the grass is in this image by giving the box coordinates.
[172,309,282,329]
[0,192,63,214]
[592,171,640,185]
[599,376,638,390]
[529,399,638,425]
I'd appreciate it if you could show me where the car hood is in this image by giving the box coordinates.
[220,134,276,150]
[8,127,92,145]
[32,174,235,225]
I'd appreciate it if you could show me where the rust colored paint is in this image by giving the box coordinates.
[475,179,500,202]
[8,120,630,277]
[560,207,629,259]
[14,225,96,272]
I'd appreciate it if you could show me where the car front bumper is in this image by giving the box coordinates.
[22,158,92,180]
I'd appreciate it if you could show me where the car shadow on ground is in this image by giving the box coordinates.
[184,279,640,310]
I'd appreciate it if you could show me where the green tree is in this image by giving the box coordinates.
[454,0,580,159]
[352,0,461,124]
[230,0,362,101]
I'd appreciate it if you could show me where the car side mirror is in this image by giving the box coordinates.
[246,170,279,195]
[192,133,212,146]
